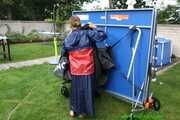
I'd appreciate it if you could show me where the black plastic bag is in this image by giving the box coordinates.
[54,56,72,81]
[96,47,114,70]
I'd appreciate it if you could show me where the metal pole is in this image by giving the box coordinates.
[49,3,59,65]
[95,24,151,29]
[53,4,58,58]
[127,28,142,80]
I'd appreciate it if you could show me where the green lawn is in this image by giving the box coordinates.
[0,42,61,64]
[0,64,180,120]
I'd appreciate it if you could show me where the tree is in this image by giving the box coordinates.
[111,0,128,9]
[0,0,93,20]
[157,5,180,24]
[133,0,146,8]
[53,0,95,22]
[0,0,16,19]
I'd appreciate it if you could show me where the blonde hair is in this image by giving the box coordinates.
[69,16,81,29]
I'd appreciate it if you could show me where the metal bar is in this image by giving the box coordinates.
[73,8,154,13]
[7,39,11,60]
[0,37,11,61]
[127,28,142,80]
[2,40,6,59]
[133,80,145,109]
[105,11,108,32]
[160,42,164,66]
[132,52,135,109]
[132,48,135,98]
[144,8,157,100]
[96,24,151,29]
[106,90,143,105]
[170,41,172,63]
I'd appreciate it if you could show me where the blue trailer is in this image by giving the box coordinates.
[73,9,160,116]
[154,37,172,67]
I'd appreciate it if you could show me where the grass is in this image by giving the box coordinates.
[0,42,61,64]
[0,63,180,120]
[151,64,180,120]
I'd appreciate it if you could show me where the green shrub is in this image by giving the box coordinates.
[6,30,64,43]
[26,30,40,42]
[6,30,41,43]
[6,32,28,42]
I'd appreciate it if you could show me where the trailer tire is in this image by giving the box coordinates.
[152,97,160,111]
[61,85,69,98]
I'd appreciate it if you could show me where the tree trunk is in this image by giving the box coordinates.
[7,6,12,20]
[109,0,113,9]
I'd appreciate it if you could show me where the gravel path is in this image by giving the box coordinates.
[0,56,57,71]
[0,56,179,75]
[156,59,180,75]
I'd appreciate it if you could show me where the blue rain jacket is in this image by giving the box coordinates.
[61,27,107,75]
[62,28,107,53]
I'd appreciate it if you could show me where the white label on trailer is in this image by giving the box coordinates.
[110,14,129,21]
[100,16,105,19]
[76,14,89,20]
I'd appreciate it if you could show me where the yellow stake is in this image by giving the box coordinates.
[53,36,58,57]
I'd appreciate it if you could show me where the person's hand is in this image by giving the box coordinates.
[88,22,96,29]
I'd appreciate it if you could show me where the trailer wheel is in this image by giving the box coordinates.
[60,86,69,98]
[152,97,160,111]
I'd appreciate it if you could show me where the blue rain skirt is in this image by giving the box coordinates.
[70,74,95,116]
